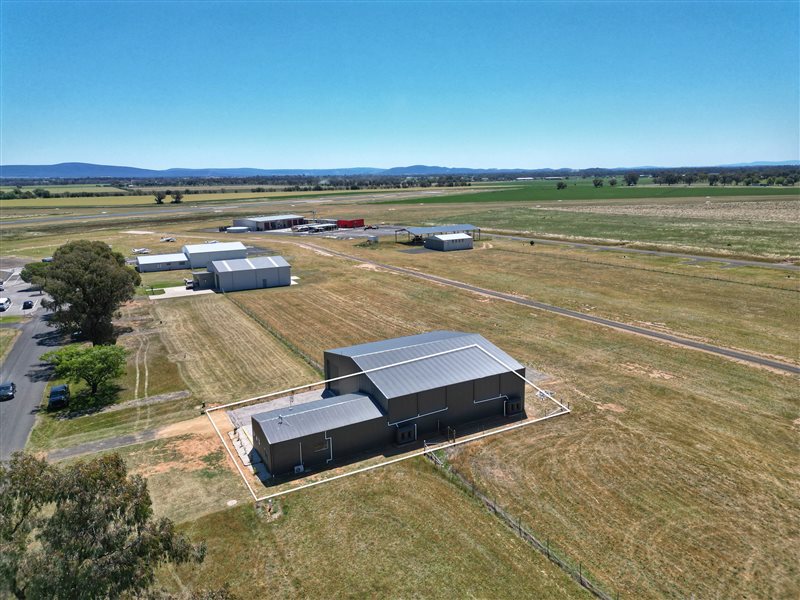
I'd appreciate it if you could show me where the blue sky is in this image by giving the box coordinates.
[1,1,798,169]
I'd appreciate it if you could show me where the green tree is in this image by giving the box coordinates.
[42,241,141,345]
[0,452,205,600]
[592,177,604,187]
[154,191,166,204]
[19,262,49,290]
[623,173,639,186]
[708,174,720,186]
[43,344,127,395]
[556,181,567,190]
[170,191,184,204]
[683,173,696,186]
[608,177,617,186]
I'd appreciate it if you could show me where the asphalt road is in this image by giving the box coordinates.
[0,314,64,460]
[304,243,800,376]
[488,233,800,271]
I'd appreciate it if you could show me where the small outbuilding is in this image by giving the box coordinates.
[208,255,291,292]
[233,215,306,231]
[424,233,474,252]
[182,242,248,269]
[135,253,190,272]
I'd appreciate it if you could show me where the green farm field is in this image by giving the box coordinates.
[381,180,800,204]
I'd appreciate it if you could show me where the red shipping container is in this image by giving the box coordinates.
[337,219,365,228]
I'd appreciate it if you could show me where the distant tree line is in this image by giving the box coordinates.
[3,166,798,199]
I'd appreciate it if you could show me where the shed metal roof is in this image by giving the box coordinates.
[403,224,477,236]
[210,255,290,273]
[182,242,247,255]
[252,393,383,444]
[327,331,524,399]
[433,233,473,241]
[243,214,304,222]
[136,253,189,265]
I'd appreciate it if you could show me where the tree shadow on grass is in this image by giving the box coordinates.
[51,385,123,420]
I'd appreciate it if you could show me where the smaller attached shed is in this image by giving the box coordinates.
[424,233,474,252]
[251,393,390,475]
[182,242,248,269]
[208,255,291,292]
[136,253,190,272]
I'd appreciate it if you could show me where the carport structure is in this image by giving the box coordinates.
[395,224,480,244]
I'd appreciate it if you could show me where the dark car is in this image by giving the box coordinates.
[22,300,34,310]
[0,382,16,400]
[48,384,70,409]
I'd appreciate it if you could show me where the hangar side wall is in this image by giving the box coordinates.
[214,265,290,292]
[385,370,525,433]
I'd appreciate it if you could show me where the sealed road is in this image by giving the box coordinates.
[0,314,64,460]
[302,243,800,376]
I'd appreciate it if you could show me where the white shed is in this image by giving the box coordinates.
[423,233,474,252]
[136,253,190,272]
[181,242,248,269]
[208,256,291,292]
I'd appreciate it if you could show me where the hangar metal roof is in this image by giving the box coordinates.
[402,224,478,236]
[182,242,247,255]
[136,253,189,265]
[433,233,472,241]
[243,214,304,222]
[252,393,383,444]
[209,255,290,273]
[327,331,524,399]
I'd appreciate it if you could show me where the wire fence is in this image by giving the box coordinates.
[425,451,619,600]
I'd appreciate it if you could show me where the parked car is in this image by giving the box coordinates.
[22,300,34,310]
[0,298,11,311]
[41,257,53,262]
[0,382,16,400]
[132,248,150,254]
[160,237,176,242]
[0,282,4,291]
[48,384,70,410]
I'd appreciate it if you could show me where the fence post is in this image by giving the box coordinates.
[579,562,583,585]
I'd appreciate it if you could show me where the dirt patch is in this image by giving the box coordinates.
[354,263,383,272]
[133,433,221,477]
[157,415,212,438]
[597,403,626,413]
[621,362,675,380]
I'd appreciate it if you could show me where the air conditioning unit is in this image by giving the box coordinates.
[294,464,304,474]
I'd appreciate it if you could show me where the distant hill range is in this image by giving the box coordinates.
[1,161,798,179]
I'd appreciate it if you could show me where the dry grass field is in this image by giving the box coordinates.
[230,243,798,599]
[151,294,319,404]
[159,459,588,599]
[10,191,798,598]
[307,236,800,363]
[0,327,20,361]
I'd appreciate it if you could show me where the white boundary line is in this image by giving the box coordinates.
[205,343,570,502]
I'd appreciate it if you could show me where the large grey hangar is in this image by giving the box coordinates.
[251,331,526,476]
[233,215,306,231]
[182,242,248,268]
[206,256,291,292]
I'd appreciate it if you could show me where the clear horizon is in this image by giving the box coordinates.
[1,1,798,169]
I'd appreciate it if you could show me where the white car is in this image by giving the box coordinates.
[160,237,176,242]
[204,240,219,244]
[132,248,150,254]
[0,298,11,311]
